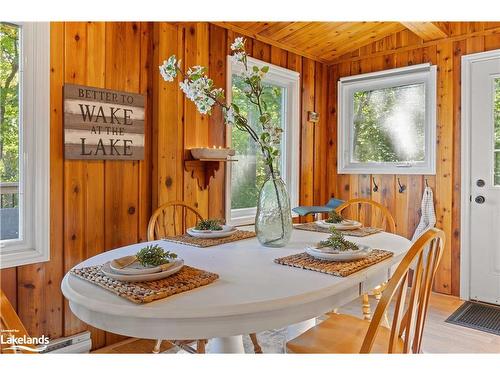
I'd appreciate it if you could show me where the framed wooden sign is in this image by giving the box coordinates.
[64,84,145,160]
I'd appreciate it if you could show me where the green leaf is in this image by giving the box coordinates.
[253,66,259,72]
[261,66,269,73]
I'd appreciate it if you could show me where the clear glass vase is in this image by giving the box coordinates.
[255,174,293,247]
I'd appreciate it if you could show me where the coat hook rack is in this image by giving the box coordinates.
[397,178,406,193]
[372,177,379,192]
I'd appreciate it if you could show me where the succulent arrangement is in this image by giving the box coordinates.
[318,228,359,252]
[194,218,224,231]
[325,210,344,224]
[136,245,178,267]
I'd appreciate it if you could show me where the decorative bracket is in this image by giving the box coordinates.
[184,159,236,191]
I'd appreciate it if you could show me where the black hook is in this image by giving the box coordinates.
[372,177,379,192]
[397,178,406,193]
[425,178,429,188]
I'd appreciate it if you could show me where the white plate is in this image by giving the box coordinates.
[316,219,363,230]
[109,260,162,275]
[187,225,237,239]
[305,245,371,261]
[101,259,184,282]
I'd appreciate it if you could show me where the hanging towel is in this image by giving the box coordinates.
[411,186,436,242]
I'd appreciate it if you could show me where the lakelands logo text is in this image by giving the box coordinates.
[1,329,49,352]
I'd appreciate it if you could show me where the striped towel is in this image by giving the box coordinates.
[411,186,436,242]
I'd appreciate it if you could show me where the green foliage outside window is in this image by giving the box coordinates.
[352,83,425,163]
[0,23,20,208]
[230,74,284,209]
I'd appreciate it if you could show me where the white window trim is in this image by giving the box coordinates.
[338,63,437,175]
[225,56,300,226]
[0,22,50,269]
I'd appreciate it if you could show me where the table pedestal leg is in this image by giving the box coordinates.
[208,335,245,353]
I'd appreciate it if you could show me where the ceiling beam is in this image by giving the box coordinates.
[400,22,449,41]
[210,22,330,64]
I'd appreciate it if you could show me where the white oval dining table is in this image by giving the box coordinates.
[61,227,411,353]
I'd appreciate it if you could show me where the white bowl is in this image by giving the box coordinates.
[187,225,237,239]
[305,245,371,261]
[190,148,235,160]
[101,259,184,282]
[110,260,163,275]
[316,219,363,230]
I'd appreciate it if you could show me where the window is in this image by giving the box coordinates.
[226,56,300,225]
[338,63,437,174]
[0,22,50,268]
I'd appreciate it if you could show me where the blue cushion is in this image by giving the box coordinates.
[292,198,344,217]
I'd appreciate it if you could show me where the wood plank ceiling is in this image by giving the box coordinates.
[212,22,453,63]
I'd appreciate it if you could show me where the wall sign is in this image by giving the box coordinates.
[64,84,145,160]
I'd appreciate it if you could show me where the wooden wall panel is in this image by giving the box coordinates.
[300,58,315,221]
[183,23,210,223]
[207,24,228,219]
[326,26,500,296]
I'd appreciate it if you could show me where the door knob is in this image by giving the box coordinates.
[475,196,485,204]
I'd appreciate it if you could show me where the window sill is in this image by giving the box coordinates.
[0,246,49,269]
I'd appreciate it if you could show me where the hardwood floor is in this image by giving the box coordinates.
[337,293,500,353]
[92,338,174,354]
[93,293,500,354]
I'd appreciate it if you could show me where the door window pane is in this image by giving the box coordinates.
[352,83,426,163]
[0,23,21,240]
[230,74,285,210]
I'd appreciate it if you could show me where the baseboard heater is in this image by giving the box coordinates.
[39,331,92,353]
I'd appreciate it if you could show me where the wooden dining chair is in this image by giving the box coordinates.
[147,200,204,240]
[147,201,262,354]
[287,228,445,353]
[1,289,37,354]
[335,198,396,321]
[335,198,396,234]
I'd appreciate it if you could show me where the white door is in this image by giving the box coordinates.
[469,53,500,305]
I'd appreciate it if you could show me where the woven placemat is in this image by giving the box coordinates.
[162,229,256,248]
[274,249,393,277]
[294,222,382,237]
[70,265,219,304]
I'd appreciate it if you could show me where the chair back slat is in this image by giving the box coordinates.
[147,201,204,240]
[359,228,445,353]
[335,198,396,234]
[413,240,439,353]
[402,253,424,353]
[388,272,408,353]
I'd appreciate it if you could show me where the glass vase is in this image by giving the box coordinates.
[255,174,293,247]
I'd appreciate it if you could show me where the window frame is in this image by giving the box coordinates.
[338,63,437,175]
[0,22,50,269]
[225,56,300,226]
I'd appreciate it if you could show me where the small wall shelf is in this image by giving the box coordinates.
[184,158,237,190]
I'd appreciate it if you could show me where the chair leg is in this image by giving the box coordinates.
[249,333,262,354]
[197,339,207,354]
[152,339,162,354]
[362,293,371,320]
[373,285,383,301]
